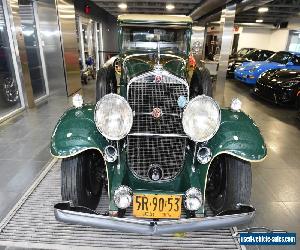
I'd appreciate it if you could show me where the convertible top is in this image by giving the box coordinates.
[118,14,193,25]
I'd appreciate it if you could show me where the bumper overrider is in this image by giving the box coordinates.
[54,202,255,235]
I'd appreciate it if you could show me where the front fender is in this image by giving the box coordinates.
[207,108,267,161]
[51,104,108,157]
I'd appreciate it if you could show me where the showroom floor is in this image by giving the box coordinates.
[224,79,300,238]
[0,79,299,241]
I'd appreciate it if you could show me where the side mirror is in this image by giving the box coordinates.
[286,61,294,66]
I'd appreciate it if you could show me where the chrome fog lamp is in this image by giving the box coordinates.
[184,187,202,211]
[182,95,221,142]
[94,94,133,140]
[197,146,212,164]
[114,185,132,209]
[104,145,118,162]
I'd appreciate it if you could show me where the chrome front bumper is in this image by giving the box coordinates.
[54,202,255,235]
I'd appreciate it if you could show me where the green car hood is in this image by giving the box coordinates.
[122,53,187,79]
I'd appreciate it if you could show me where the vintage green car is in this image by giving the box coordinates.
[51,14,267,235]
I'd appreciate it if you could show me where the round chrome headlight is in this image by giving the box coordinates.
[94,94,133,140]
[182,95,221,142]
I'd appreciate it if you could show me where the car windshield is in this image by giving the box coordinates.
[243,50,259,60]
[237,48,251,56]
[268,52,293,64]
[121,27,188,55]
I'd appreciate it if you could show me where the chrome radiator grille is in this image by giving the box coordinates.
[127,69,188,181]
[127,136,186,180]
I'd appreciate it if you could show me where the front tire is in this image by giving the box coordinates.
[96,65,117,102]
[190,67,212,98]
[61,150,106,210]
[206,155,252,214]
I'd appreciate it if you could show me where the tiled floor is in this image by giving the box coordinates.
[0,78,299,248]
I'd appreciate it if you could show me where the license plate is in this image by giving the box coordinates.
[133,194,182,219]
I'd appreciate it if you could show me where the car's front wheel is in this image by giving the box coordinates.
[206,155,252,214]
[61,150,106,210]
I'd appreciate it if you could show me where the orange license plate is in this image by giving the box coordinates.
[133,194,182,219]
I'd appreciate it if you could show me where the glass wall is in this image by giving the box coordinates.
[19,0,47,100]
[0,0,22,118]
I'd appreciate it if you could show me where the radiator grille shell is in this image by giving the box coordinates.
[127,68,189,181]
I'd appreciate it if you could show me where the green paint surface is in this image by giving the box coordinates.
[51,105,266,212]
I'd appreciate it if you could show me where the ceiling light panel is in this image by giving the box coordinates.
[118,3,127,9]
[258,7,269,13]
[166,4,175,10]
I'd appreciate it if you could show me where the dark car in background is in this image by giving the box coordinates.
[0,44,20,107]
[227,49,274,77]
[229,47,255,60]
[252,68,300,107]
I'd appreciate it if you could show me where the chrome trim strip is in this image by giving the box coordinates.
[134,112,180,117]
[128,133,187,138]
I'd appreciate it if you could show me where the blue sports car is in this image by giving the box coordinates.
[234,51,300,85]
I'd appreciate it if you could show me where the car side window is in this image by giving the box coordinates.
[249,51,259,60]
[261,52,272,61]
[291,56,300,66]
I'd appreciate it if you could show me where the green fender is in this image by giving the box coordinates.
[195,108,267,208]
[50,104,124,211]
[207,108,267,161]
[50,104,108,157]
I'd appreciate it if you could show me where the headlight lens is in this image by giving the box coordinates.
[182,95,221,142]
[280,79,299,88]
[94,94,133,140]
